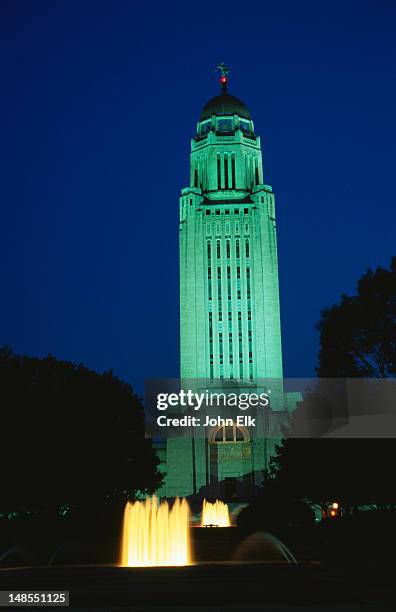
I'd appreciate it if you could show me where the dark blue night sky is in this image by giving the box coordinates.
[1,0,395,393]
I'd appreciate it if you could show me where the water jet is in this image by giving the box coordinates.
[201,499,231,527]
[120,496,191,566]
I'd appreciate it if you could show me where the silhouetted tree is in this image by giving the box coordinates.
[0,347,161,514]
[266,405,396,512]
[237,479,315,532]
[266,257,396,511]
[317,257,396,377]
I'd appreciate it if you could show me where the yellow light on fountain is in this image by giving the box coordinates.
[201,499,231,527]
[120,496,191,566]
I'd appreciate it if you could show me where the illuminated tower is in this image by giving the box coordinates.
[180,64,283,382]
[157,66,296,500]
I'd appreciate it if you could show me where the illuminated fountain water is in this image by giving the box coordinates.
[120,496,191,566]
[233,532,298,564]
[201,499,231,527]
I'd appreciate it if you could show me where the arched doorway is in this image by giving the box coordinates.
[209,425,253,500]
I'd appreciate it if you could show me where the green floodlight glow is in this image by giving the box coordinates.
[156,69,298,499]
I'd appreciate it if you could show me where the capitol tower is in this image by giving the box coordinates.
[157,66,297,500]
[180,64,283,382]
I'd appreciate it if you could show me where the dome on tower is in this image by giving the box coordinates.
[199,92,251,121]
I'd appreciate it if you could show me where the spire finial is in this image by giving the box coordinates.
[215,62,230,93]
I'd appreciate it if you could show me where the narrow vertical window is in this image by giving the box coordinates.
[236,240,240,259]
[255,162,259,185]
[231,155,236,189]
[224,155,229,189]
[246,240,250,258]
[226,241,230,258]
[217,240,221,259]
[194,168,199,188]
[217,155,221,190]
[207,241,211,261]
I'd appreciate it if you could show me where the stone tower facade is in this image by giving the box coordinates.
[180,80,283,383]
[156,71,297,501]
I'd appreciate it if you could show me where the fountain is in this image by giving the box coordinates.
[233,532,298,564]
[0,545,36,568]
[201,499,231,527]
[120,496,191,566]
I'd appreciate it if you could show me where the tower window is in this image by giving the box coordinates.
[215,429,223,441]
[201,121,211,135]
[215,209,220,215]
[235,428,244,441]
[236,240,240,259]
[226,241,230,258]
[217,241,221,258]
[207,242,211,260]
[225,427,234,441]
[217,156,221,190]
[224,155,229,189]
[231,155,236,189]
[255,164,259,185]
[225,209,230,215]
[218,119,233,132]
[244,208,248,214]
[246,241,250,258]
[194,169,199,188]
[211,425,249,444]
[206,209,211,216]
